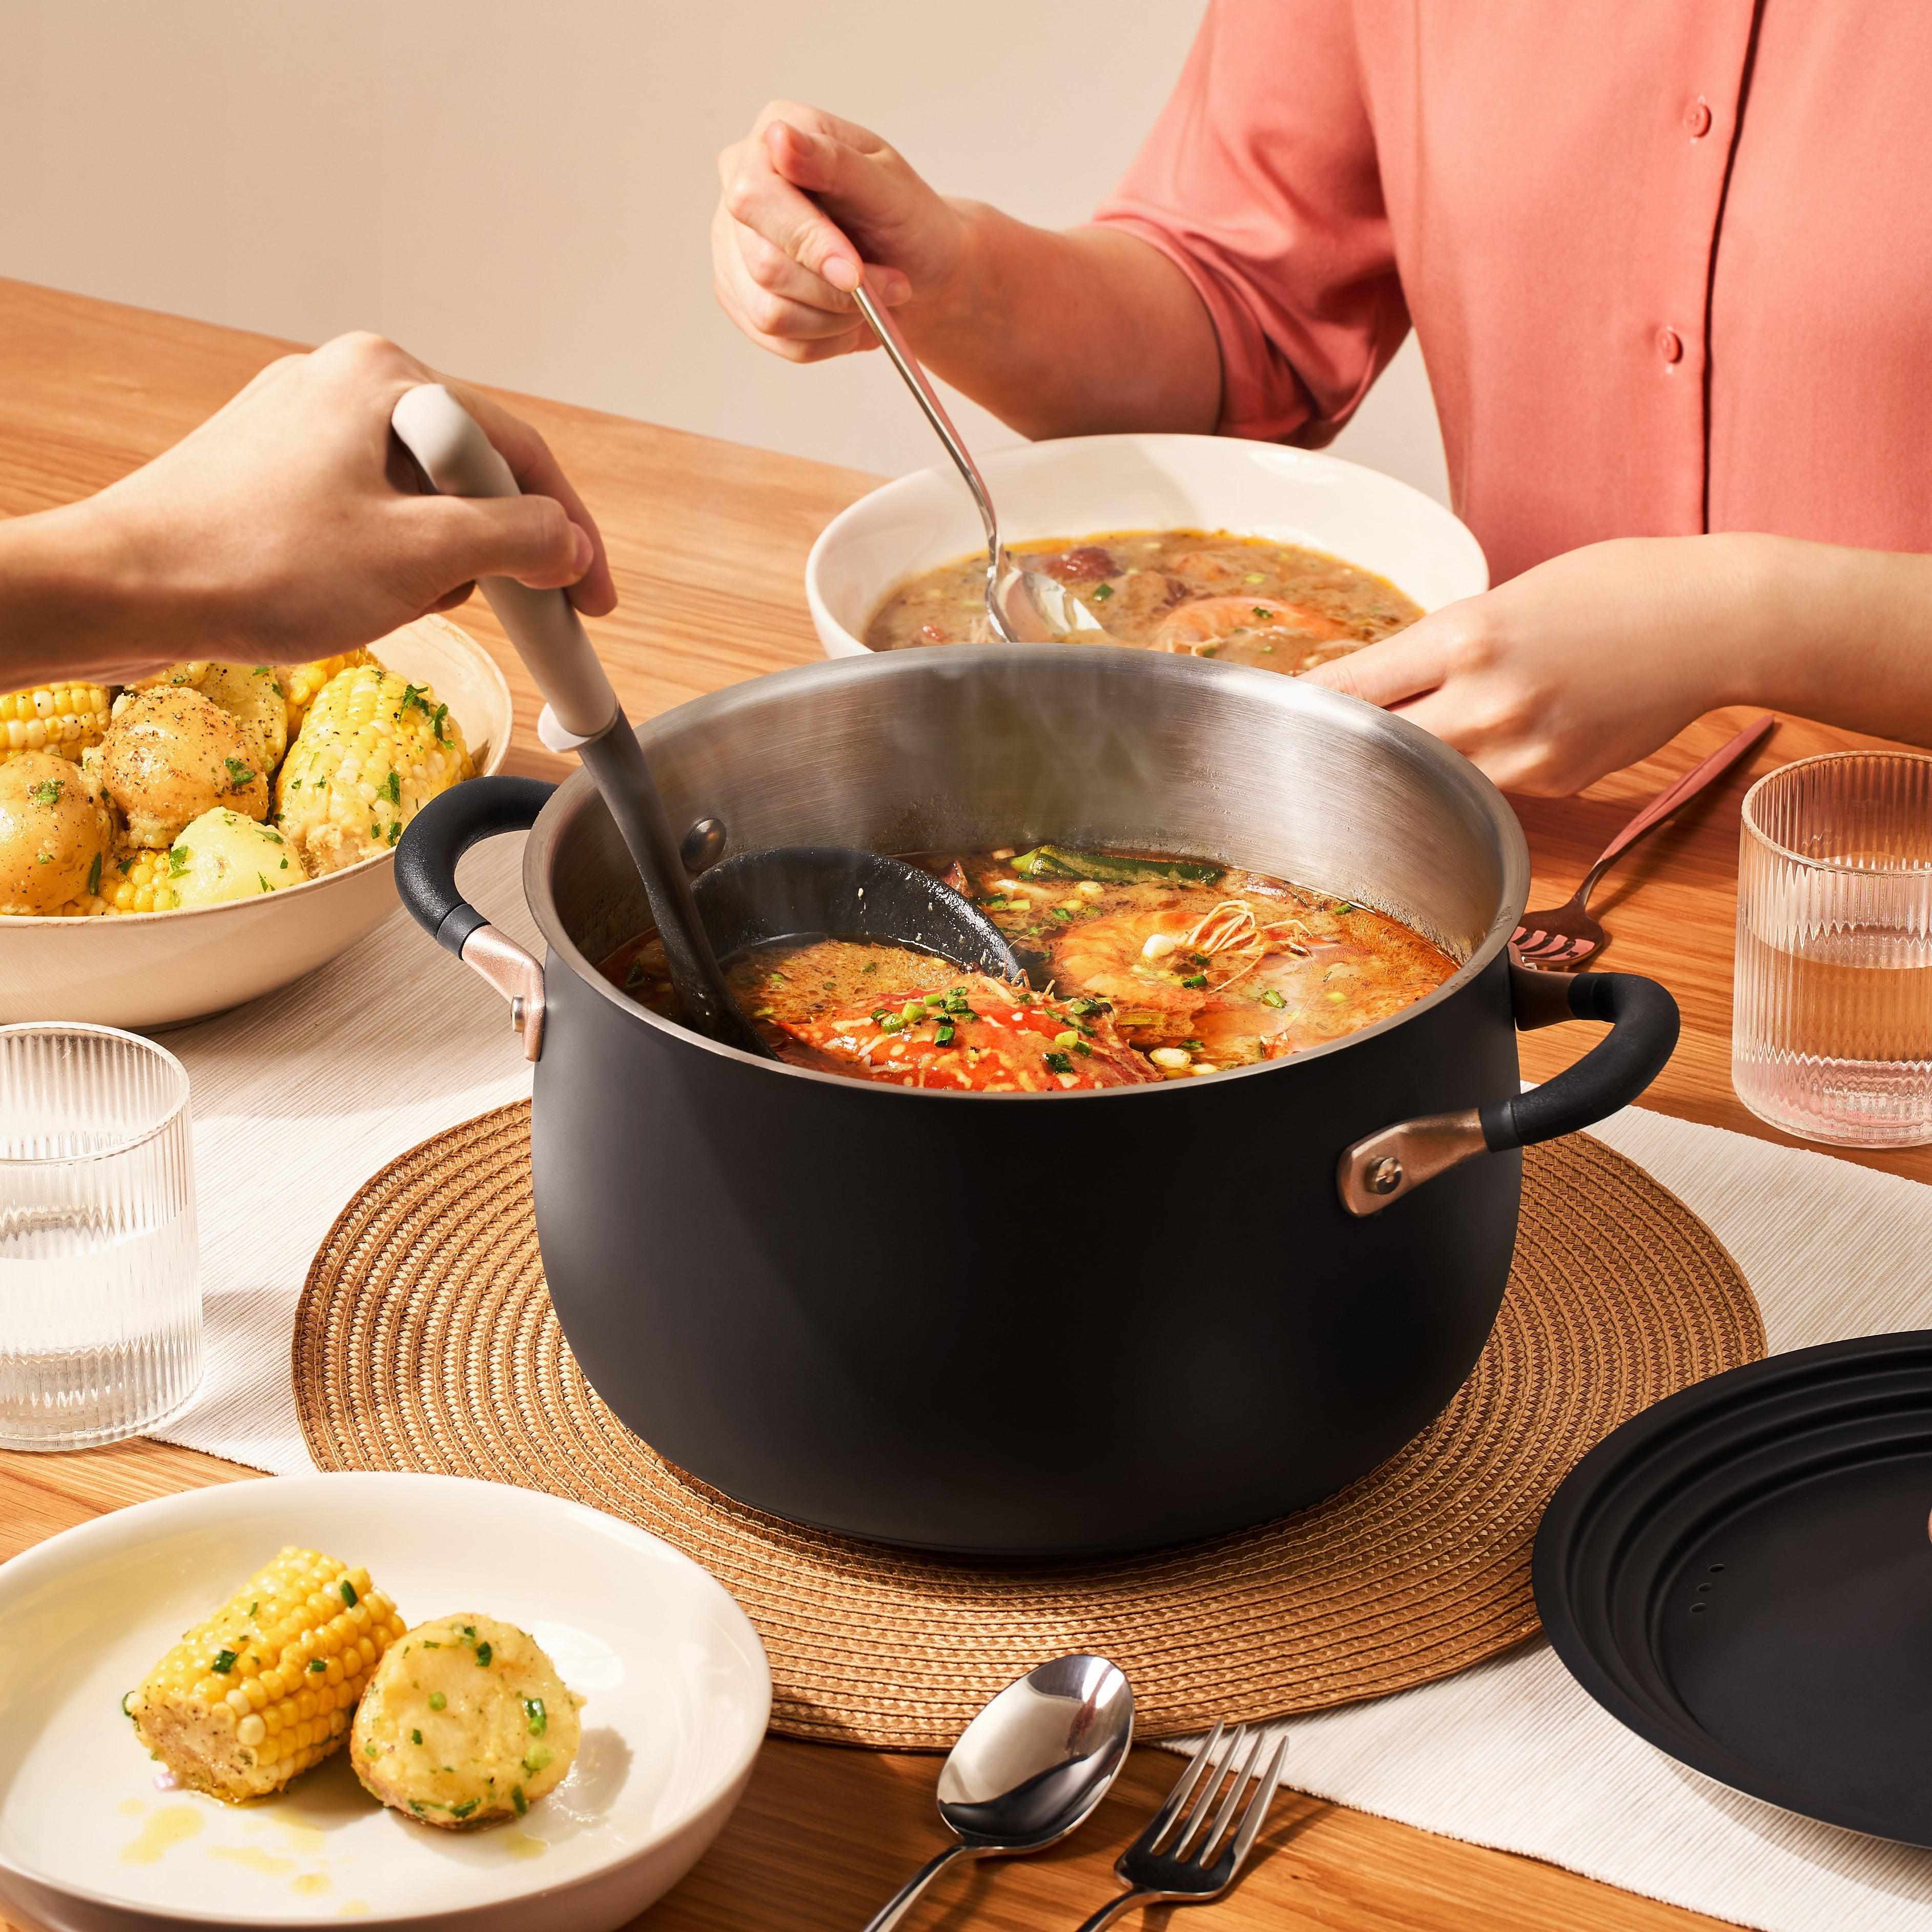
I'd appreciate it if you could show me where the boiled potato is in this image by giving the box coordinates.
[0,751,114,913]
[91,688,269,847]
[193,664,289,776]
[351,1614,583,1828]
[168,808,305,907]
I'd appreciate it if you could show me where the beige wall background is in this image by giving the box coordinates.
[0,0,1447,500]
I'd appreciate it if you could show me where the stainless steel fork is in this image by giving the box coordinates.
[1072,1722,1288,1929]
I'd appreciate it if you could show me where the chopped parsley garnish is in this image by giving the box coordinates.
[385,770,401,804]
[1260,989,1287,1009]
[339,1579,358,1608]
[211,1649,238,1673]
[432,703,449,743]
[30,777,62,806]
[224,756,255,792]
[87,851,101,896]
[1091,582,1115,602]
[307,1658,326,1673]
[1043,1051,1074,1074]
[258,873,271,893]
[169,848,192,876]
[248,1602,258,1617]
[475,1641,493,1668]
[428,1691,447,1711]
[400,683,432,716]
[1251,605,1272,620]
[411,1729,423,1745]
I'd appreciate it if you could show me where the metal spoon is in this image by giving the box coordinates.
[390,386,1019,1054]
[862,1653,1135,1932]
[850,278,1107,646]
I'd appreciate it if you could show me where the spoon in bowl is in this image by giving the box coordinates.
[862,1653,1136,1932]
[389,385,1018,1055]
[849,277,1107,646]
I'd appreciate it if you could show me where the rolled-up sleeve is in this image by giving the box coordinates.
[1092,0,1408,445]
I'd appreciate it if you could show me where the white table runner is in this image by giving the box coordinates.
[149,831,1932,1931]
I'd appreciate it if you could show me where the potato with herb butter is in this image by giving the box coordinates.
[0,751,114,914]
[351,1613,583,1828]
[168,808,306,907]
[89,686,268,848]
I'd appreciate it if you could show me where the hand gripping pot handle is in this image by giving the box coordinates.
[1337,965,1679,1216]
[396,777,556,1061]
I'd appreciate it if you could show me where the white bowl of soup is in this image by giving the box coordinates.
[806,433,1488,671]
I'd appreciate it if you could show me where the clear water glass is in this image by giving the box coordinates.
[1733,752,1932,1146]
[0,1024,202,1448]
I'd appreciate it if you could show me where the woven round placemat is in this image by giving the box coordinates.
[295,1100,1762,1748]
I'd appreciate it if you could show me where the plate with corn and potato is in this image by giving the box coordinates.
[0,615,511,1030]
[0,1472,770,1932]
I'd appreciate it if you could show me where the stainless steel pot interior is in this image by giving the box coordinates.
[525,646,1530,1073]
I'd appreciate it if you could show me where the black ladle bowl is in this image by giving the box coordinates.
[693,847,1021,983]
[390,384,1018,1059]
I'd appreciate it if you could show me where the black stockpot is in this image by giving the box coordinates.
[398,648,1677,1556]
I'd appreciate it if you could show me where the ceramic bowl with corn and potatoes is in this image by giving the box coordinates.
[2,614,510,1029]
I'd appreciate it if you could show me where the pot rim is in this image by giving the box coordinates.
[522,648,1530,1100]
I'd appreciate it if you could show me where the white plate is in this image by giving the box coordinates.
[0,1473,770,1932]
[806,431,1488,657]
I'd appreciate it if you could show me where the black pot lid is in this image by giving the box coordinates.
[1534,1330,1932,1847]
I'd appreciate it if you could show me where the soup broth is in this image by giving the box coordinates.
[863,528,1422,673]
[599,844,1457,1091]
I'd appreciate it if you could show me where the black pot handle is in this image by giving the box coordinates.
[1337,962,1679,1216]
[396,776,556,1060]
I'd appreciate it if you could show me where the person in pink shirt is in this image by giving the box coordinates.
[709,1,1932,795]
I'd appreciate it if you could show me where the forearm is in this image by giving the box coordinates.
[1731,535,1932,746]
[0,498,175,693]
[909,209,1222,440]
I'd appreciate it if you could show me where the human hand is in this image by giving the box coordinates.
[1300,537,1770,795]
[712,101,971,363]
[73,331,614,680]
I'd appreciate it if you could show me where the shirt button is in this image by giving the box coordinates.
[1657,326,1684,364]
[1685,98,1712,138]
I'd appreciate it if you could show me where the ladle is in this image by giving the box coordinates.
[862,1653,1136,1932]
[389,386,1019,1055]
[849,278,1108,646]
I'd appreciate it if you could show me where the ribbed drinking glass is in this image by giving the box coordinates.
[1733,752,1932,1146]
[0,1024,202,1448]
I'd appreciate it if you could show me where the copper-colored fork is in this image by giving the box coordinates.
[1512,714,1777,970]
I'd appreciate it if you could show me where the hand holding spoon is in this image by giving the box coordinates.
[862,1653,1135,1932]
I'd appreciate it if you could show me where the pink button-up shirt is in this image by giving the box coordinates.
[1094,2,1932,584]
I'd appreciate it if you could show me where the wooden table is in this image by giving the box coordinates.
[4,276,1921,1932]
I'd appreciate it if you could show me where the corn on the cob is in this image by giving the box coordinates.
[277,665,471,876]
[0,684,112,764]
[282,650,375,736]
[128,1547,406,1802]
[95,846,183,914]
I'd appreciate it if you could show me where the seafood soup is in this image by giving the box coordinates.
[599,844,1457,1092]
[862,528,1422,673]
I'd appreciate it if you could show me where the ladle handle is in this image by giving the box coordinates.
[390,383,620,742]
